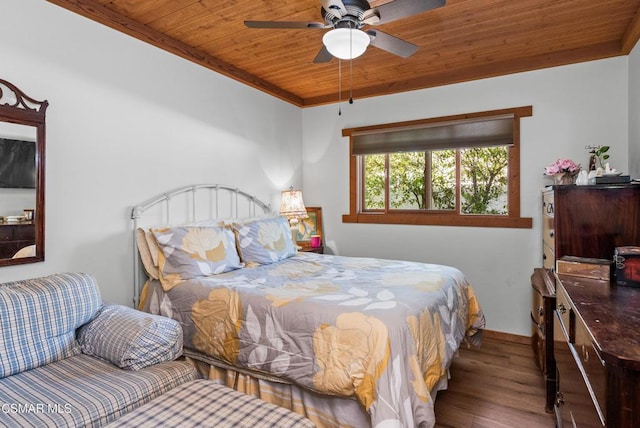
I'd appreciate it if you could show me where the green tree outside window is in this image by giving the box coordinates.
[363,146,508,215]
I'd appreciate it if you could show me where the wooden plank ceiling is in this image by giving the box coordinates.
[47,0,640,107]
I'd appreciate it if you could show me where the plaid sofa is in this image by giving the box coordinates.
[0,273,197,427]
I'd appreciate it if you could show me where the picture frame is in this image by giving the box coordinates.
[296,207,323,248]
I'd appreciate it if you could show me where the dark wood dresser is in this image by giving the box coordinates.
[554,274,640,427]
[0,222,35,259]
[535,184,640,417]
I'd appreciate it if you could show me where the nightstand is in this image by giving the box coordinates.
[299,246,324,254]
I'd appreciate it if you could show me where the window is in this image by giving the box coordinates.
[342,107,533,228]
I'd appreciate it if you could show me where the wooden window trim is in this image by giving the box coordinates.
[342,106,534,229]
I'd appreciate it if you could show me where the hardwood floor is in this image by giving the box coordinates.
[434,334,556,428]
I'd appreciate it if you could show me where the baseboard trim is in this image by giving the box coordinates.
[483,329,530,345]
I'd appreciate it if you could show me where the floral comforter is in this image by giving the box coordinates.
[140,252,485,427]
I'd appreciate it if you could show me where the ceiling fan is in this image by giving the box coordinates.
[245,0,446,63]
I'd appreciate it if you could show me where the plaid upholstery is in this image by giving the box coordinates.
[0,273,102,378]
[106,379,316,428]
[0,353,198,428]
[78,304,183,370]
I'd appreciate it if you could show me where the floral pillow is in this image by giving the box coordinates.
[151,226,242,291]
[233,216,296,264]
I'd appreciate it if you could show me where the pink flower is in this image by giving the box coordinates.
[545,159,580,176]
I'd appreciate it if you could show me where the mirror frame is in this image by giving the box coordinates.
[0,79,48,267]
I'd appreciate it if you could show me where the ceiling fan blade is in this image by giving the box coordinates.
[361,9,381,26]
[374,0,446,25]
[244,21,327,29]
[313,46,334,63]
[321,0,348,18]
[366,30,418,58]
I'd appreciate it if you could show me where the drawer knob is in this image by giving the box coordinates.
[557,303,567,314]
[538,306,544,317]
[549,231,554,238]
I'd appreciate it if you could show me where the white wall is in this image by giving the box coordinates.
[630,42,640,178]
[302,57,629,336]
[0,1,302,304]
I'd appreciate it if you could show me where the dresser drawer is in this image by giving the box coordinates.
[531,286,546,373]
[555,284,571,341]
[0,228,13,242]
[555,281,606,426]
[531,286,545,334]
[14,225,35,240]
[554,312,605,428]
[0,242,19,259]
[542,191,555,218]
[543,243,555,270]
[574,312,606,420]
[542,219,555,250]
[531,269,557,412]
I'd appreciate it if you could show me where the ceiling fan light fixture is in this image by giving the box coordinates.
[322,28,370,60]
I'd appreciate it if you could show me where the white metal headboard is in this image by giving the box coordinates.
[130,184,272,307]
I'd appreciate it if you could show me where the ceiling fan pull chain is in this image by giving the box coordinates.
[349,24,354,104]
[349,57,354,104]
[338,58,342,116]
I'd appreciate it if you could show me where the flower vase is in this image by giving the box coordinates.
[553,173,575,185]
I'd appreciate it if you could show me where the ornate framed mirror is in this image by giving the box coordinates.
[0,79,47,266]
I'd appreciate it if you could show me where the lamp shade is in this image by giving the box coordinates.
[280,188,308,219]
[322,28,370,60]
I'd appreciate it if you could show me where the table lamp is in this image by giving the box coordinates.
[280,187,308,246]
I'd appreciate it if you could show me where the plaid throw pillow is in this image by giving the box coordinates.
[77,304,183,370]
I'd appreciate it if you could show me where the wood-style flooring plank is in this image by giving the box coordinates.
[434,335,555,428]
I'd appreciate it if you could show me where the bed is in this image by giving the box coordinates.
[132,184,485,428]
